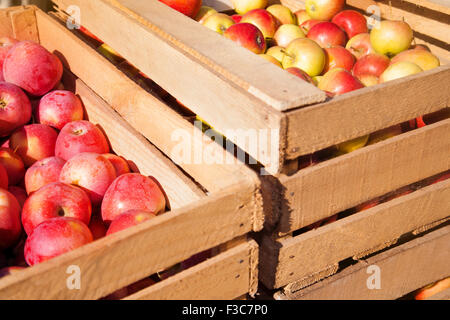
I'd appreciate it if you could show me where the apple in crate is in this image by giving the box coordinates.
[379,61,423,83]
[273,24,305,48]
[285,67,314,84]
[195,6,217,24]
[22,182,92,235]
[267,4,297,25]
[391,49,440,71]
[8,186,27,208]
[318,68,364,95]
[202,13,235,35]
[3,41,63,96]
[307,22,347,48]
[231,0,268,15]
[0,188,21,250]
[352,53,390,79]
[0,37,19,81]
[266,46,285,63]
[323,46,355,73]
[300,19,323,34]
[88,214,107,240]
[241,9,280,40]
[24,217,93,266]
[305,0,345,21]
[158,0,202,18]
[346,33,376,59]
[102,153,130,177]
[231,14,242,23]
[0,147,25,186]
[25,156,66,194]
[282,38,326,77]
[0,82,32,137]
[358,74,379,87]
[0,163,7,188]
[331,10,368,39]
[415,278,450,300]
[370,20,413,57]
[106,210,156,235]
[259,54,282,67]
[224,23,267,54]
[55,120,110,161]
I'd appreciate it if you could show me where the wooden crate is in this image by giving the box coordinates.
[0,6,262,300]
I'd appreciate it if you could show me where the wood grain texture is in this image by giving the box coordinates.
[278,118,450,233]
[260,178,450,289]
[274,225,450,300]
[0,6,39,41]
[124,240,258,300]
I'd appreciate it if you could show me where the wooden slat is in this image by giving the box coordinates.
[0,6,39,41]
[0,181,258,300]
[260,178,450,289]
[125,240,258,300]
[425,287,450,300]
[285,67,450,160]
[277,118,450,234]
[274,225,450,300]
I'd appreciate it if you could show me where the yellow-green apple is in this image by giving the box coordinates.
[319,68,365,95]
[352,53,390,79]
[102,153,131,177]
[241,9,280,40]
[370,20,413,57]
[224,23,267,54]
[24,217,93,266]
[336,135,370,153]
[10,124,58,167]
[106,210,156,235]
[202,13,235,35]
[36,90,84,131]
[346,33,376,59]
[358,74,379,87]
[331,10,368,39]
[3,41,63,96]
[312,75,323,86]
[294,10,311,26]
[8,186,27,208]
[231,0,268,15]
[379,61,423,83]
[323,46,355,73]
[0,82,32,137]
[231,14,243,23]
[0,37,19,81]
[300,19,323,34]
[282,38,326,77]
[97,43,124,65]
[285,67,314,83]
[21,182,92,235]
[88,214,107,240]
[415,278,450,300]
[410,44,430,52]
[307,21,347,48]
[195,6,217,23]
[0,188,21,250]
[266,46,285,63]
[0,164,7,188]
[305,0,345,21]
[368,124,403,145]
[55,120,110,161]
[259,54,283,67]
[0,148,25,186]
[101,173,167,223]
[158,0,202,18]
[267,4,297,25]
[24,156,66,194]
[391,49,440,71]
[59,152,117,206]
[274,24,306,48]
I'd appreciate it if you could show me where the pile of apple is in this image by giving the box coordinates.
[0,38,169,275]
[160,0,440,96]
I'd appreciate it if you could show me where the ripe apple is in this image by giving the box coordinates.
[267,4,296,25]
[224,23,267,54]
[88,214,107,240]
[106,210,156,235]
[195,6,217,24]
[379,61,423,83]
[10,124,58,167]
[307,214,338,230]
[24,217,93,266]
[391,49,440,71]
[55,120,110,161]
[355,199,380,212]
[59,152,117,206]
[323,46,355,73]
[282,38,326,77]
[25,156,66,194]
[79,26,102,44]
[0,37,19,82]
[415,278,450,300]
[0,147,25,186]
[202,13,235,35]
[346,33,376,59]
[36,90,84,130]
[231,14,243,23]
[358,74,379,87]
[3,41,63,96]
[21,182,92,235]
[102,153,131,177]
[286,67,314,83]
[0,188,21,250]
[158,0,202,18]
[266,46,285,63]
[300,19,323,34]
[336,135,370,154]
[8,186,27,208]
[319,68,365,95]
[97,44,124,65]
[352,53,390,78]
[241,9,280,40]
[231,0,268,15]
[331,10,368,39]
[294,10,311,26]
[259,54,282,67]
[305,0,345,21]
[0,82,32,137]
[312,75,323,86]
[0,164,7,188]
[101,173,166,223]
[370,20,413,57]
[307,22,347,48]
[368,124,403,145]
[273,24,306,48]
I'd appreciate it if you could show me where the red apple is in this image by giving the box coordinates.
[305,0,345,21]
[285,67,314,83]
[79,26,102,44]
[273,24,306,48]
[370,20,413,57]
[241,9,280,40]
[346,33,376,59]
[282,38,326,77]
[267,4,297,25]
[101,173,166,223]
[352,53,390,79]
[231,0,268,15]
[231,14,242,24]
[224,23,267,54]
[59,152,117,206]
[106,210,156,235]
[10,124,58,167]
[36,90,84,130]
[3,41,63,96]
[8,186,27,208]
[300,19,323,34]
[323,46,355,73]
[55,120,110,161]
[0,37,19,81]
[0,188,21,250]
[24,217,93,266]
[0,82,32,137]
[415,278,450,300]
[0,148,25,186]
[0,163,7,188]
[331,10,368,39]
[391,49,440,71]
[319,68,364,95]
[24,156,66,194]
[355,199,380,212]
[307,214,338,230]
[88,214,107,240]
[307,22,347,48]
[158,0,202,18]
[102,154,130,177]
